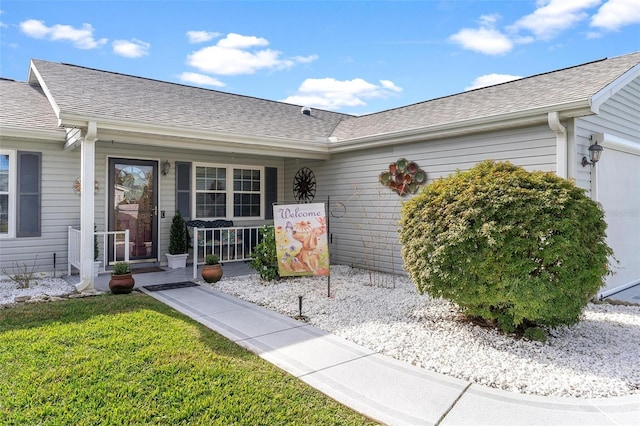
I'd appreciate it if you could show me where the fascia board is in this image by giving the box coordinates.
[591,63,640,114]
[59,113,330,158]
[27,61,62,118]
[329,101,593,154]
[0,126,66,142]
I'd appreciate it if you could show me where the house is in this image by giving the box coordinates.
[1,52,638,298]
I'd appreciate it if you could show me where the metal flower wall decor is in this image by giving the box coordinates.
[379,158,426,196]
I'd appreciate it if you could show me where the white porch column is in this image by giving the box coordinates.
[78,122,97,291]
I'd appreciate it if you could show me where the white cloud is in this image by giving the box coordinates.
[465,73,522,91]
[591,0,640,31]
[19,19,107,49]
[217,33,268,49]
[178,72,226,87]
[187,32,317,75]
[509,0,601,40]
[186,30,220,43]
[449,14,513,55]
[112,39,150,58]
[281,77,403,111]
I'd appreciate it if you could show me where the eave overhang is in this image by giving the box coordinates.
[59,113,331,160]
[327,100,595,154]
[0,126,66,142]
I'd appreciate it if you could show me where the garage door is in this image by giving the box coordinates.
[595,133,640,298]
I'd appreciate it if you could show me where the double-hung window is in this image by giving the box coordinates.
[195,164,262,219]
[0,151,13,237]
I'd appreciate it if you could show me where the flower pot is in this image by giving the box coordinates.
[109,273,135,294]
[201,264,223,283]
[94,261,101,277]
[166,253,189,269]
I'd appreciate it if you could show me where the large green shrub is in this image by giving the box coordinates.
[399,160,613,333]
[250,225,280,281]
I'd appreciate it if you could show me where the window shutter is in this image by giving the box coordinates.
[16,151,41,237]
[265,167,277,220]
[176,161,191,220]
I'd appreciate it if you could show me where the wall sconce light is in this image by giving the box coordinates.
[581,135,604,167]
[161,160,171,176]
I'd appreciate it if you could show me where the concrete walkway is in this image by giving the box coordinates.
[124,266,639,426]
[76,264,638,425]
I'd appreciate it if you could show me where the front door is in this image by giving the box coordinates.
[108,158,158,263]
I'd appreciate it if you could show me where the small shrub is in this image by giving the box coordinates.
[250,225,280,281]
[205,254,219,265]
[400,160,613,333]
[1,258,39,289]
[112,261,131,275]
[168,211,187,255]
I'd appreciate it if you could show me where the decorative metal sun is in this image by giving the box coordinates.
[293,167,316,203]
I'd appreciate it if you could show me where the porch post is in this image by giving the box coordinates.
[79,122,97,291]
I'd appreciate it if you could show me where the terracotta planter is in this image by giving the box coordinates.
[201,264,223,283]
[109,273,135,294]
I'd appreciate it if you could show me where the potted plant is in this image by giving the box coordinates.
[201,254,223,283]
[109,261,135,294]
[166,210,188,269]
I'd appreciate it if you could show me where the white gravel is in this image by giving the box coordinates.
[2,268,638,399]
[208,266,640,399]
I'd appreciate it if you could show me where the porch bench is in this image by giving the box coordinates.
[185,219,239,261]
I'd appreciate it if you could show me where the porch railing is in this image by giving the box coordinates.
[68,227,130,276]
[192,226,261,279]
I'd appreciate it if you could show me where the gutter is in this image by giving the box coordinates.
[329,100,592,154]
[547,112,567,179]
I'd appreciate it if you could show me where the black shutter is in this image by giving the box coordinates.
[16,151,41,237]
[176,161,191,220]
[265,167,277,220]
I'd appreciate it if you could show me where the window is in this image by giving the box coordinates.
[233,168,261,217]
[194,165,262,219]
[0,152,11,236]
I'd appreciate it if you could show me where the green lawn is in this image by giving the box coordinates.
[0,293,377,425]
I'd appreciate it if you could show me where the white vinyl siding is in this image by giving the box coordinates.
[575,75,640,294]
[285,124,557,274]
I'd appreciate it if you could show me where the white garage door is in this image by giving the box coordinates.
[595,134,640,297]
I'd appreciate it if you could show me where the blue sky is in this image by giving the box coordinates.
[1,1,639,115]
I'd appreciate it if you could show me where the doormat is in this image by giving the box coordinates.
[131,267,165,274]
[143,282,199,292]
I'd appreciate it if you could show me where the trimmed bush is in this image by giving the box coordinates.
[399,160,613,333]
[168,211,187,255]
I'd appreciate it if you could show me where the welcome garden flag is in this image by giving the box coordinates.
[273,203,329,277]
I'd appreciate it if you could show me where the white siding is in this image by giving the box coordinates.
[576,75,640,295]
[0,137,81,276]
[0,138,284,274]
[286,124,557,274]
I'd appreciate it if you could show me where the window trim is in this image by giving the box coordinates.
[193,163,264,220]
[0,149,16,239]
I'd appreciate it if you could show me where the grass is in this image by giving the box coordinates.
[0,292,377,425]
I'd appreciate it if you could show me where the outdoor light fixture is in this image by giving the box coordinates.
[581,135,604,167]
[161,160,171,176]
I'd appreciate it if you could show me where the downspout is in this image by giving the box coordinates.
[548,112,567,179]
[76,121,98,292]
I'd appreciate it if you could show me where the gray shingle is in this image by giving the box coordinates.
[331,52,640,140]
[30,60,351,142]
[0,78,60,131]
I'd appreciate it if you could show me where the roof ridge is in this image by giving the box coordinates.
[42,60,353,118]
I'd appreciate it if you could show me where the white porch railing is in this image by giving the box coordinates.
[192,226,261,279]
[68,227,130,275]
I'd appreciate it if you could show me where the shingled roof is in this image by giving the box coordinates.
[5,52,640,148]
[0,77,62,138]
[28,59,351,143]
[331,51,640,141]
